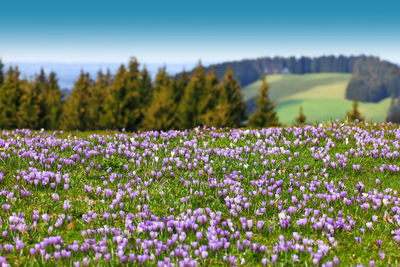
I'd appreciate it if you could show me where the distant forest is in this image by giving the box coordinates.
[191,55,400,118]
[192,55,364,87]
[346,56,400,102]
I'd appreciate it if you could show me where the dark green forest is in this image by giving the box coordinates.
[345,56,400,102]
[1,54,400,131]
[0,58,270,130]
[192,55,363,87]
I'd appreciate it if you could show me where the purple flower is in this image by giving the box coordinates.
[82,258,90,267]
[51,193,60,201]
[262,258,268,266]
[333,257,339,267]
[257,220,265,231]
[271,254,277,263]
[292,254,299,262]
[63,199,71,211]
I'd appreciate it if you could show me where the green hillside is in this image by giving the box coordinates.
[243,73,391,125]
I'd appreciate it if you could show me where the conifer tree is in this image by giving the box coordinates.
[211,87,233,128]
[0,60,4,85]
[173,69,189,104]
[87,70,109,129]
[17,80,40,129]
[0,67,24,129]
[45,72,63,130]
[60,71,92,130]
[103,62,141,130]
[346,98,364,122]
[177,62,206,129]
[33,69,49,128]
[386,95,400,123]
[248,76,279,128]
[124,57,142,130]
[137,66,153,128]
[143,67,177,130]
[198,67,221,126]
[217,66,246,127]
[295,106,306,125]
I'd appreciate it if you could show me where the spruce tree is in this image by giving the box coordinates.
[217,66,246,127]
[143,67,177,130]
[88,70,109,129]
[212,87,233,128]
[17,80,40,129]
[386,95,400,123]
[45,72,63,130]
[29,69,62,129]
[60,71,92,130]
[125,58,142,130]
[248,76,279,128]
[137,66,153,129]
[198,67,221,126]
[177,62,206,129]
[0,67,24,129]
[295,106,306,125]
[103,62,141,130]
[0,60,4,85]
[173,69,189,104]
[346,98,364,122]
[34,69,49,128]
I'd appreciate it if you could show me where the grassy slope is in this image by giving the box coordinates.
[242,73,391,125]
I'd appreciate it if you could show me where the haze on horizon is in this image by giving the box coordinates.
[0,0,399,65]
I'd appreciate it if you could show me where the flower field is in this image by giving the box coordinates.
[1,122,400,266]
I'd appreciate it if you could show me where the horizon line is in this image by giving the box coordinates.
[1,53,397,65]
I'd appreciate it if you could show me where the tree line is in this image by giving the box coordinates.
[0,58,282,131]
[345,56,400,103]
[193,55,364,87]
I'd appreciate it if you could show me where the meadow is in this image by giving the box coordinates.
[243,73,391,125]
[1,122,400,266]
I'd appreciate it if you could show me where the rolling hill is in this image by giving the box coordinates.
[243,73,391,125]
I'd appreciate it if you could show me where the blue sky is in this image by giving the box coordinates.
[1,0,399,63]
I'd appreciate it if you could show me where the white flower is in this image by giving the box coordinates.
[278,212,286,220]
[383,199,389,206]
[243,164,248,169]
[154,156,159,163]
[130,137,135,143]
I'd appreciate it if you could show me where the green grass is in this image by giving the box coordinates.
[242,73,391,125]
[1,123,400,266]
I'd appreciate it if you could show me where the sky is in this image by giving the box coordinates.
[1,0,400,64]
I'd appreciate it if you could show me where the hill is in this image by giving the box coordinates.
[345,56,400,102]
[243,73,391,125]
[188,55,363,87]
